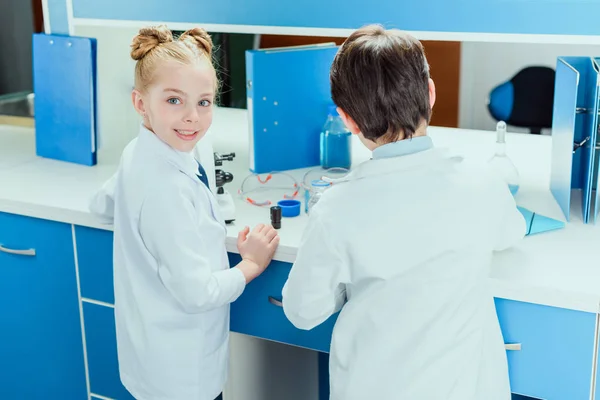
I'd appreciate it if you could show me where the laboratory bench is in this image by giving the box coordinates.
[1,108,600,400]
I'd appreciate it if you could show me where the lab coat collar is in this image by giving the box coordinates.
[326,147,462,185]
[372,136,433,160]
[137,124,201,182]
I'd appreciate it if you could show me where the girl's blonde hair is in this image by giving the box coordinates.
[130,25,217,91]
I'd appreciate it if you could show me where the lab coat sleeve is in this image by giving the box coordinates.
[89,172,118,225]
[493,184,526,252]
[282,210,347,330]
[139,188,246,314]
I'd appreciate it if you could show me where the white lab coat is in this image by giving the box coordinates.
[282,147,526,400]
[90,125,246,400]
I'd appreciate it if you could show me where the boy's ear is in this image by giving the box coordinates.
[132,89,146,117]
[337,107,361,135]
[428,78,436,109]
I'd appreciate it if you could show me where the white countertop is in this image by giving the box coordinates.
[2,108,600,314]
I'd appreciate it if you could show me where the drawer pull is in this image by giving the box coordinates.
[268,296,283,307]
[504,343,521,351]
[0,244,36,256]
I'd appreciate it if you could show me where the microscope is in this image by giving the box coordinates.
[214,152,236,224]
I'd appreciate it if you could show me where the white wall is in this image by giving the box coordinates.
[460,41,600,133]
[74,25,140,165]
[73,24,321,400]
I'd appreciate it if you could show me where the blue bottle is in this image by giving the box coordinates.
[320,105,351,169]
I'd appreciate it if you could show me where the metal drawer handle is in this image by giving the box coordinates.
[268,296,283,307]
[504,343,521,351]
[0,244,36,257]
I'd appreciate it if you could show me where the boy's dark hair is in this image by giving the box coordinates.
[330,25,431,142]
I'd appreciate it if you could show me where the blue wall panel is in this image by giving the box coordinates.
[47,0,69,34]
[70,0,600,37]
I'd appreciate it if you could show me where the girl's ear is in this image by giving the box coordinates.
[132,89,147,117]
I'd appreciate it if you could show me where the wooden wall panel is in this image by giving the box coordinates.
[259,35,461,128]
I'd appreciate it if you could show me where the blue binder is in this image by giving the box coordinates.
[550,57,600,223]
[33,33,97,166]
[245,43,339,173]
[592,58,600,223]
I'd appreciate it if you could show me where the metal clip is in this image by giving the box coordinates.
[573,136,590,153]
[575,107,600,115]
[504,343,522,351]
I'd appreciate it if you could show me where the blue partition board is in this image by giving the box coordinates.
[581,59,600,223]
[562,57,600,223]
[550,59,579,221]
[593,59,600,223]
[70,0,600,37]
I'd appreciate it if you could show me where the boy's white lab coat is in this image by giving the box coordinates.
[282,146,525,400]
[90,125,246,400]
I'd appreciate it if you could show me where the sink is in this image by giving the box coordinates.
[0,92,34,118]
[0,92,34,127]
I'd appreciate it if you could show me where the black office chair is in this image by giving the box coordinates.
[487,66,555,134]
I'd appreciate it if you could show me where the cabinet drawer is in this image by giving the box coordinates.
[0,212,71,268]
[495,298,595,400]
[84,302,135,400]
[229,253,337,352]
[75,226,115,304]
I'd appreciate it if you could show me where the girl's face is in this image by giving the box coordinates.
[132,60,216,153]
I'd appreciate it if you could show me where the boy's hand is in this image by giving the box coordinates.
[235,224,280,283]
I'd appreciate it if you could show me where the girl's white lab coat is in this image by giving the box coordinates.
[282,146,525,400]
[90,125,246,400]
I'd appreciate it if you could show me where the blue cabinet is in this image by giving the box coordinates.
[229,253,337,352]
[0,212,87,399]
[74,226,133,399]
[495,298,596,400]
[75,225,115,304]
[68,224,600,400]
[84,302,135,400]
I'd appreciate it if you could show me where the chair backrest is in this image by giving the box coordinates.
[488,66,556,134]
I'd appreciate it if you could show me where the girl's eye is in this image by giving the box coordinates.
[167,98,181,105]
[199,100,211,107]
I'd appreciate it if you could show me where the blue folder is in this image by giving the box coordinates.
[245,43,339,173]
[550,57,600,223]
[33,33,97,166]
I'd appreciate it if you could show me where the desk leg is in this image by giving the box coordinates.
[318,352,329,400]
